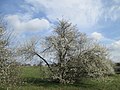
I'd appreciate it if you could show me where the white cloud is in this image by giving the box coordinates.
[104,0,120,21]
[5,14,50,33]
[111,40,120,49]
[113,0,120,3]
[25,0,103,28]
[24,0,120,26]
[108,6,120,21]
[109,40,120,62]
[91,32,104,40]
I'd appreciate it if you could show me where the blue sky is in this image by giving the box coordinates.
[0,0,120,63]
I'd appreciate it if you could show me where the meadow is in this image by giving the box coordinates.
[4,66,120,90]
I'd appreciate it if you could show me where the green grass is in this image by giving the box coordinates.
[2,66,120,90]
[21,66,51,80]
[21,66,43,78]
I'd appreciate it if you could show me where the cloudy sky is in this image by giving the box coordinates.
[0,0,120,62]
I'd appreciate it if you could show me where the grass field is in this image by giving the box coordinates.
[2,66,120,90]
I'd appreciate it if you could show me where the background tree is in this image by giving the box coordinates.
[0,26,22,89]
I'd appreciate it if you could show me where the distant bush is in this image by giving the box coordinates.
[114,63,120,74]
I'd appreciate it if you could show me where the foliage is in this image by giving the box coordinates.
[0,26,22,89]
[43,19,115,83]
[18,19,115,84]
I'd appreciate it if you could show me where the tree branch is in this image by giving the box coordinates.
[33,52,54,73]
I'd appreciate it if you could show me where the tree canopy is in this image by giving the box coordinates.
[18,19,115,84]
